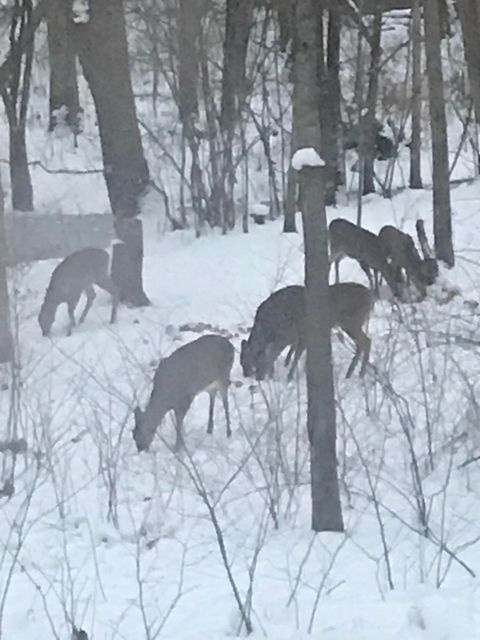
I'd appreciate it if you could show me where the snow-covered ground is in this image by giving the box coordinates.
[2,179,480,639]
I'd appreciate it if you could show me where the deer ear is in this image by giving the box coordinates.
[134,406,143,424]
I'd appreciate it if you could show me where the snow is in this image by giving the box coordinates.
[2,13,480,639]
[291,147,325,170]
[2,181,480,639]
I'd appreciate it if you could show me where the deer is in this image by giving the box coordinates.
[240,282,374,382]
[38,247,118,337]
[328,218,402,299]
[133,334,234,452]
[378,223,438,300]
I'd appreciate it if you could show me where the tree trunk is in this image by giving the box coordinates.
[47,0,80,132]
[326,9,342,196]
[75,0,150,305]
[423,0,454,267]
[220,0,254,229]
[409,0,423,189]
[0,172,13,364]
[316,6,338,205]
[363,9,382,195]
[178,0,205,228]
[456,0,480,129]
[294,0,344,533]
[7,124,34,212]
[1,0,35,213]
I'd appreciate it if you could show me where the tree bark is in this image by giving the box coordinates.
[409,0,423,189]
[363,8,382,195]
[316,6,339,205]
[294,0,344,533]
[220,0,254,230]
[1,0,35,212]
[75,0,150,305]
[0,172,13,364]
[423,0,454,266]
[8,126,33,211]
[456,0,480,133]
[47,0,80,132]
[326,9,342,195]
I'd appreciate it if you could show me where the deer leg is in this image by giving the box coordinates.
[287,345,305,382]
[220,382,231,438]
[335,258,340,283]
[359,261,374,290]
[96,275,119,324]
[284,345,295,368]
[358,331,371,377]
[79,286,96,324]
[174,401,190,451]
[343,328,370,378]
[207,389,216,435]
[66,301,78,336]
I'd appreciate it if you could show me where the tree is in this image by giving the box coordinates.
[47,0,80,133]
[0,171,13,364]
[423,0,454,266]
[456,0,480,169]
[220,0,254,230]
[362,8,382,195]
[1,0,35,212]
[409,0,423,189]
[74,0,150,305]
[293,0,344,533]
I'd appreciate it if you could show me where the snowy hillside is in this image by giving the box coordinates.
[1,182,480,639]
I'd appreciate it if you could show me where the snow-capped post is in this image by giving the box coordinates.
[292,148,344,533]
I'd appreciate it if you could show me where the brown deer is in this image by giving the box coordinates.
[328,218,402,299]
[378,224,438,300]
[240,282,374,382]
[38,247,118,337]
[133,335,234,452]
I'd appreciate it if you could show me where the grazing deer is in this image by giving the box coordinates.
[133,335,234,452]
[38,247,118,337]
[328,218,402,298]
[241,282,374,381]
[378,224,437,300]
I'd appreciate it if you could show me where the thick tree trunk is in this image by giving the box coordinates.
[220,0,254,230]
[1,0,35,213]
[423,0,454,267]
[47,0,80,132]
[363,9,382,195]
[0,173,13,364]
[75,0,150,305]
[294,0,344,533]
[316,6,339,205]
[8,124,34,212]
[456,0,480,131]
[409,0,423,189]
[326,9,342,197]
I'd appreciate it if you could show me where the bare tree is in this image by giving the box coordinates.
[363,7,382,195]
[293,0,344,533]
[220,0,255,230]
[456,0,480,125]
[1,0,35,212]
[74,0,150,305]
[0,172,13,364]
[47,0,80,134]
[423,0,454,266]
[409,0,423,189]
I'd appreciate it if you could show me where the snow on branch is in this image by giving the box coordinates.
[291,148,325,171]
